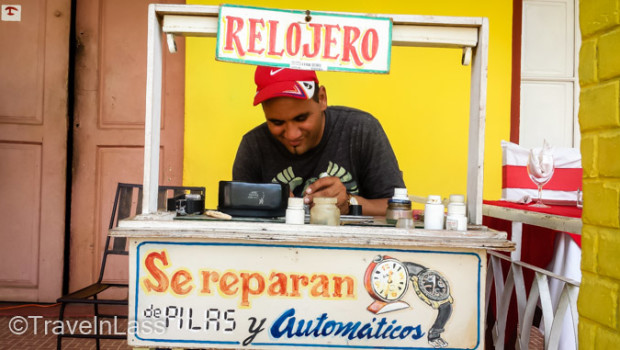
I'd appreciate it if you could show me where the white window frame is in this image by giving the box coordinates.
[519,0,581,149]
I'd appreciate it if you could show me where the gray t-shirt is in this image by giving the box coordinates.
[233,106,405,198]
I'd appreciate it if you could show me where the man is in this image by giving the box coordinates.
[233,66,405,216]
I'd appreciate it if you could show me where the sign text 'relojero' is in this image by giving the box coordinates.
[216,5,392,73]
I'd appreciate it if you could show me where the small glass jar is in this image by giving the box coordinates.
[385,188,412,225]
[386,200,413,225]
[396,217,414,229]
[310,197,340,226]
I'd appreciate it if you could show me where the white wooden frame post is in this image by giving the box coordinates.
[143,4,164,215]
[142,4,489,225]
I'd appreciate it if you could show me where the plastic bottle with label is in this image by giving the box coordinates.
[424,195,445,230]
[445,194,468,231]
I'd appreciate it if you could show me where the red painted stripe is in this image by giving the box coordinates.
[502,165,582,190]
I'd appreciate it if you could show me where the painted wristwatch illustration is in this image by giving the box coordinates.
[364,255,454,348]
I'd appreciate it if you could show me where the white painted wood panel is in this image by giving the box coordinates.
[520,81,574,148]
[522,0,573,78]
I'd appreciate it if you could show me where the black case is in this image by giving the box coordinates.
[218,181,289,217]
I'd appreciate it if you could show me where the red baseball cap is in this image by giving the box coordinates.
[253,66,319,106]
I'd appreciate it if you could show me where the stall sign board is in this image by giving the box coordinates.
[128,240,485,349]
[215,4,392,73]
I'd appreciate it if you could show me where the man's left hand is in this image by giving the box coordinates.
[303,176,349,214]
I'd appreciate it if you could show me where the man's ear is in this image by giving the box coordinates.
[318,86,327,111]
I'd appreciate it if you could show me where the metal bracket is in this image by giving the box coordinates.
[166,33,177,53]
[462,46,472,66]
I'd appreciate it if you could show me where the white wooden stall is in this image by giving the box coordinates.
[141,4,489,225]
[115,4,511,349]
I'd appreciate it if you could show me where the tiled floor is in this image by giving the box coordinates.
[0,303,132,350]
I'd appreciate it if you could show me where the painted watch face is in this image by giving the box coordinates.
[369,258,409,302]
[416,269,450,301]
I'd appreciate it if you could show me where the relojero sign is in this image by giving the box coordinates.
[216,4,392,73]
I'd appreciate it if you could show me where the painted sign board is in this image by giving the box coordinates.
[215,4,392,73]
[1,5,21,21]
[128,239,486,349]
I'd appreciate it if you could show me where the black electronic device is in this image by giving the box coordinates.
[218,181,289,217]
[168,193,204,215]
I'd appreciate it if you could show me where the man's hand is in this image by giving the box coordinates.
[303,176,349,214]
[303,176,392,216]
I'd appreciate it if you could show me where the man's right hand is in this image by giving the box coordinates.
[303,176,349,214]
[302,177,391,216]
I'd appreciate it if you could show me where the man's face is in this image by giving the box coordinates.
[262,87,327,155]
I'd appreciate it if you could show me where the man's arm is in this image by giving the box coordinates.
[303,176,389,216]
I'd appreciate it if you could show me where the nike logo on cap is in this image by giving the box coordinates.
[270,68,285,76]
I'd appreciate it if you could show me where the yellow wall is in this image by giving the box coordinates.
[577,0,620,347]
[184,0,513,209]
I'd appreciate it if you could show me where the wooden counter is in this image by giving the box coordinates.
[112,213,513,349]
[112,212,514,250]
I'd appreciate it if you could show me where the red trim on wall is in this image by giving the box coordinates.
[510,0,523,144]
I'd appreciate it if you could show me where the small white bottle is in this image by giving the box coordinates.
[424,195,445,230]
[285,197,305,225]
[445,194,468,231]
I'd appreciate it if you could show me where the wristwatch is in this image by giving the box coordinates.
[347,193,358,206]
[347,193,363,215]
[411,269,453,309]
